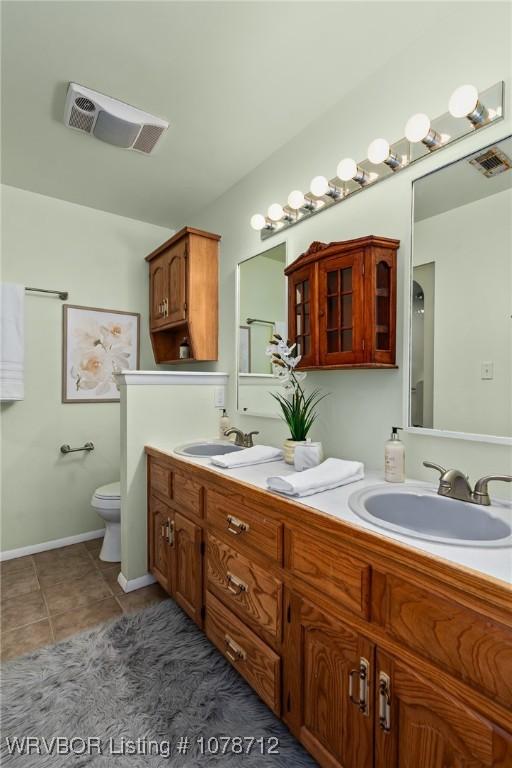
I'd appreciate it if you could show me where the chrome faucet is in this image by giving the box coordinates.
[423,461,512,506]
[224,427,260,448]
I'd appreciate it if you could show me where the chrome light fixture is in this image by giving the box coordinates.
[310,175,342,200]
[253,80,504,240]
[337,157,371,186]
[405,113,444,150]
[449,84,491,127]
[367,138,403,171]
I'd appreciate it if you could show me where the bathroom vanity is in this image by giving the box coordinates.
[145,447,512,768]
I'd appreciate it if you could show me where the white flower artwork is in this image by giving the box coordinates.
[62,305,140,402]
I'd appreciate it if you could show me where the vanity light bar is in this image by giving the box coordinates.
[251,81,504,239]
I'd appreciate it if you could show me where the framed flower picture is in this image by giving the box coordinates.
[62,305,140,403]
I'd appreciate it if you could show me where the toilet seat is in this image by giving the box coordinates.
[91,482,121,511]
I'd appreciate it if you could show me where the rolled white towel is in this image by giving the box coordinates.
[211,445,283,469]
[267,457,364,497]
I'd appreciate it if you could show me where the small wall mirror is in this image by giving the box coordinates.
[409,135,512,441]
[237,243,287,417]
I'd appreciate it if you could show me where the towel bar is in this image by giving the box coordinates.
[26,287,68,300]
[60,442,94,454]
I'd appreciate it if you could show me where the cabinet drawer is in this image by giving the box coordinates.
[205,592,281,715]
[285,526,371,619]
[149,460,172,499]
[206,489,282,563]
[173,469,202,519]
[373,571,512,710]
[207,534,282,641]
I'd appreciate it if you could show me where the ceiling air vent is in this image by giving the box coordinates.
[64,83,169,155]
[469,146,512,178]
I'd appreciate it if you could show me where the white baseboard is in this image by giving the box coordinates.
[117,571,156,593]
[0,529,105,561]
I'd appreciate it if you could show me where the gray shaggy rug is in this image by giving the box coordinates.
[1,599,316,767]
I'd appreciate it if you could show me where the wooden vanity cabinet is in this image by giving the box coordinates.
[285,236,398,369]
[146,450,512,768]
[146,226,220,363]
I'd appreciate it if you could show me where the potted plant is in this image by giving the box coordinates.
[266,334,327,464]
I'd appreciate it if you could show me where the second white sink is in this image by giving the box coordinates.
[174,441,243,458]
[348,484,512,547]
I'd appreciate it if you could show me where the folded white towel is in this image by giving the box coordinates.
[267,457,364,497]
[0,283,24,401]
[211,445,283,469]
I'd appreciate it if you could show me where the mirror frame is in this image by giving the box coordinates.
[235,239,288,418]
[404,134,512,446]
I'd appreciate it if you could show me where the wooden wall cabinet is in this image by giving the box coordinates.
[146,226,220,363]
[146,450,512,768]
[285,236,399,369]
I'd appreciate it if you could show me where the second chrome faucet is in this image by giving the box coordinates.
[423,461,512,506]
[224,427,260,448]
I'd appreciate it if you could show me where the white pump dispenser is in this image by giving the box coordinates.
[384,426,405,483]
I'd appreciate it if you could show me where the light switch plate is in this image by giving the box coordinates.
[214,387,225,408]
[481,362,494,380]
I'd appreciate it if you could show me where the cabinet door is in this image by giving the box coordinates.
[367,250,396,365]
[148,495,173,594]
[174,512,203,627]
[166,242,187,325]
[287,265,317,368]
[149,257,168,330]
[318,252,365,366]
[375,651,512,768]
[284,592,374,768]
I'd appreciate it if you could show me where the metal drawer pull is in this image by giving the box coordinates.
[167,518,175,546]
[348,657,370,716]
[226,515,249,535]
[226,571,248,595]
[224,634,246,663]
[378,672,391,732]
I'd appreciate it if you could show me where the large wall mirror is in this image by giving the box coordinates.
[409,135,512,442]
[237,243,287,417]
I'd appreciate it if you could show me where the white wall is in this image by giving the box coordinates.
[1,186,171,551]
[185,3,512,488]
[414,189,511,437]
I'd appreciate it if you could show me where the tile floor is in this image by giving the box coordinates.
[1,540,168,662]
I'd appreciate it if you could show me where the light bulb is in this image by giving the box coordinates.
[449,84,478,118]
[267,203,284,222]
[405,113,431,143]
[337,158,358,181]
[310,175,329,197]
[288,190,305,210]
[367,138,390,165]
[250,214,266,231]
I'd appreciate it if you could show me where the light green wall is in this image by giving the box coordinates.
[119,377,225,580]
[1,185,172,551]
[182,3,512,488]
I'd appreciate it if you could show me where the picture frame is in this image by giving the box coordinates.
[62,305,140,403]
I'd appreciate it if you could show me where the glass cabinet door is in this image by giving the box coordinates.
[319,253,364,365]
[289,267,316,367]
[372,253,395,365]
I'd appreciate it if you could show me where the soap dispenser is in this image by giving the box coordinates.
[384,427,405,483]
[219,409,230,439]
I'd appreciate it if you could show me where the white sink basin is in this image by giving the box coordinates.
[174,441,243,458]
[348,484,512,547]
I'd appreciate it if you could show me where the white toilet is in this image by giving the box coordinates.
[91,481,121,562]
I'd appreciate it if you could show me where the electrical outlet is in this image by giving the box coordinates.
[214,387,225,408]
[481,362,494,380]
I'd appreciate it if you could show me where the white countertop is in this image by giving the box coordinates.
[152,445,512,587]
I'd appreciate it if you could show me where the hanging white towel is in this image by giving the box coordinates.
[267,457,364,497]
[211,445,283,469]
[0,284,25,401]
